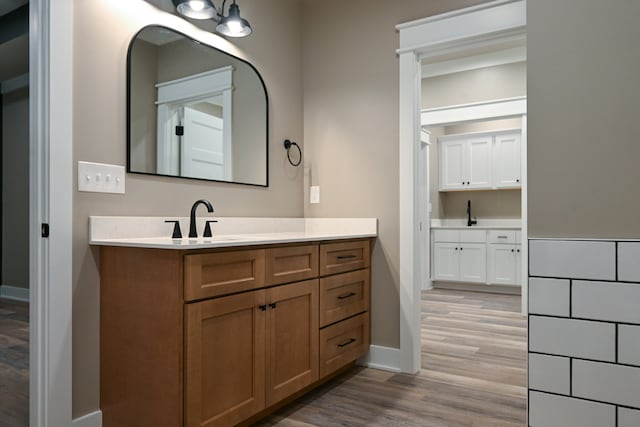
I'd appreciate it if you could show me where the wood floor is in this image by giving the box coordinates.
[256,289,527,427]
[0,290,526,426]
[0,298,29,427]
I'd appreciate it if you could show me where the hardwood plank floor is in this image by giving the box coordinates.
[256,289,527,427]
[0,298,29,427]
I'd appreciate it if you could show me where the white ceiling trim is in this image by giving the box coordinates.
[421,46,526,79]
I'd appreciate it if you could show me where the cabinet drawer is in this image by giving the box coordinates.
[458,229,486,243]
[320,269,369,327]
[487,230,516,244]
[433,229,458,242]
[266,245,319,286]
[184,250,266,301]
[319,312,370,378]
[320,240,370,276]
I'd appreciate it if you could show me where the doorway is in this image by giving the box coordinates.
[397,0,527,375]
[1,2,30,424]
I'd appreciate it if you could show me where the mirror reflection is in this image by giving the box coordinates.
[128,25,268,186]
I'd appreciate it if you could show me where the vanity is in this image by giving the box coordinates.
[91,217,376,427]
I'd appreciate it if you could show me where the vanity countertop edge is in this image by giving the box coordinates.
[89,216,378,249]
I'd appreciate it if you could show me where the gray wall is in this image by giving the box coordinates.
[1,86,29,290]
[528,0,640,238]
[130,39,158,174]
[72,0,304,417]
[422,62,526,109]
[302,0,490,349]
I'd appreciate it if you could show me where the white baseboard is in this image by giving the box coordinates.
[0,285,30,302]
[358,345,401,372]
[73,410,102,427]
[433,281,521,295]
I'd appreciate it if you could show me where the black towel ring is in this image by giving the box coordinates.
[284,139,302,167]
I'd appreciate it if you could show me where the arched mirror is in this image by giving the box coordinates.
[127,25,268,186]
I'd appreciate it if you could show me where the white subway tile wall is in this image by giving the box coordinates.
[618,407,640,427]
[618,325,640,367]
[529,391,615,427]
[529,239,640,427]
[618,242,640,282]
[528,353,570,394]
[529,278,570,316]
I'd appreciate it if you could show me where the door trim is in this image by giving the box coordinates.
[397,0,526,374]
[30,0,74,425]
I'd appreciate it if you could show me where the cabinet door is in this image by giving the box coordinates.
[459,243,486,283]
[488,244,517,285]
[494,133,521,188]
[440,139,466,190]
[514,245,522,286]
[185,290,266,427]
[466,136,493,189]
[433,243,459,281]
[265,279,319,406]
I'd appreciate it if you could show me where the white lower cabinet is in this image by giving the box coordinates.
[459,244,486,283]
[433,243,459,281]
[488,244,521,285]
[432,228,521,287]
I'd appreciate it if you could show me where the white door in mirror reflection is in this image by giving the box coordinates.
[156,66,233,180]
[181,106,230,180]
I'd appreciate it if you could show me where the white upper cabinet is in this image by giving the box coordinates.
[438,129,521,191]
[441,139,466,190]
[494,132,521,188]
[467,136,493,188]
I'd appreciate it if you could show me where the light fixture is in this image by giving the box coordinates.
[173,0,253,38]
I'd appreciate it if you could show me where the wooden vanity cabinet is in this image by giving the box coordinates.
[100,238,371,427]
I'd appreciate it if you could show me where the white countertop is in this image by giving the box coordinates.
[430,219,521,229]
[89,217,377,249]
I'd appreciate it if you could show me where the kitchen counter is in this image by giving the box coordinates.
[430,219,521,229]
[89,216,377,249]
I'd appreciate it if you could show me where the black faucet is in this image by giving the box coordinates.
[189,199,214,238]
[467,200,477,227]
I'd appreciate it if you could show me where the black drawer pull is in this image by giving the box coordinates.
[337,338,357,348]
[269,302,277,309]
[337,292,357,300]
[258,305,266,311]
[336,255,357,260]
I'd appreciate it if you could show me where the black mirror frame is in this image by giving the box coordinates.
[126,24,269,187]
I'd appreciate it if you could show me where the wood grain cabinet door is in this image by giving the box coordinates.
[185,290,266,427]
[266,245,319,286]
[184,249,266,301]
[319,240,370,276]
[265,280,319,406]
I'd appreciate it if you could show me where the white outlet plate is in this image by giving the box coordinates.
[310,186,320,204]
[78,161,125,194]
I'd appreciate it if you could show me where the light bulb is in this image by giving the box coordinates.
[189,0,205,11]
[227,20,243,34]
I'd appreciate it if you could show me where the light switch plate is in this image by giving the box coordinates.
[78,161,125,194]
[310,186,320,204]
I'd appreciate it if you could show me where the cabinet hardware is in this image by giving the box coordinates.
[337,338,357,348]
[517,249,520,253]
[337,292,357,300]
[516,179,520,183]
[511,249,515,253]
[498,235,508,239]
[460,247,463,251]
[258,305,267,311]
[337,254,357,260]
[269,302,277,309]
[455,247,458,251]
